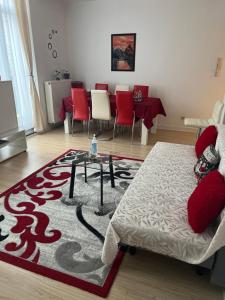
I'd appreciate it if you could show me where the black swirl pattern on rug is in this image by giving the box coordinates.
[0,215,9,242]
[57,151,86,165]
[75,170,134,184]
[76,205,105,244]
[48,151,86,167]
[113,160,141,170]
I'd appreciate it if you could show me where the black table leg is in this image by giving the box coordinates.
[69,163,76,199]
[100,163,103,206]
[84,160,87,183]
[109,155,115,188]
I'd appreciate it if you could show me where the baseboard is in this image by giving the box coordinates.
[158,124,196,133]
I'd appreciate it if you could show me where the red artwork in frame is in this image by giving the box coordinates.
[111,33,136,72]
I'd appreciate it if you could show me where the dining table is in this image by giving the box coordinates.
[59,94,166,145]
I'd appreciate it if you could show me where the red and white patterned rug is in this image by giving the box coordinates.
[0,149,142,297]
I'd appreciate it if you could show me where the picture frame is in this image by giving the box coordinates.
[111,33,136,72]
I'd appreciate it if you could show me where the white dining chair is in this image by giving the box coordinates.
[115,84,130,94]
[184,100,224,137]
[91,90,111,121]
[91,90,112,139]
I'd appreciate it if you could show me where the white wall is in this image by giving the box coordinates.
[28,0,69,122]
[66,0,225,131]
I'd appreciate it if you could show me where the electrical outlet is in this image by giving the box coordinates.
[180,116,185,120]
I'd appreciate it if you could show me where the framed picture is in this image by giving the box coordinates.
[111,33,136,71]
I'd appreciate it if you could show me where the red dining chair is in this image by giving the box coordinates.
[71,81,84,88]
[133,85,149,98]
[71,88,91,135]
[113,91,135,143]
[95,83,109,91]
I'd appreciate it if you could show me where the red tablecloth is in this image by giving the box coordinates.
[59,95,166,129]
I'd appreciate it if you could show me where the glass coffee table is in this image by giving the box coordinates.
[68,151,115,215]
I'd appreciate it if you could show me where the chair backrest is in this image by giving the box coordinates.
[95,83,109,91]
[133,85,149,98]
[116,91,134,125]
[71,88,89,121]
[115,84,130,94]
[91,90,111,121]
[211,100,224,123]
[71,81,83,88]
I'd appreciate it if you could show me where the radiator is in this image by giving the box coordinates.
[45,79,72,124]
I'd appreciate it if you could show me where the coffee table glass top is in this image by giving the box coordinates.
[71,151,111,171]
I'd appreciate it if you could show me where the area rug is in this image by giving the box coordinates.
[0,149,142,298]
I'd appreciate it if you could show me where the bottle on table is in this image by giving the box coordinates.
[90,134,98,156]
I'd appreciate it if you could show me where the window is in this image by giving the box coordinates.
[0,0,33,132]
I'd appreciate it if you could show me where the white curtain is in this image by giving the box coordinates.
[14,0,47,133]
[0,0,33,131]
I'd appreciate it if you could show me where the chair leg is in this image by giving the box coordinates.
[72,118,74,136]
[131,115,135,144]
[131,126,134,144]
[88,120,90,136]
[113,120,116,140]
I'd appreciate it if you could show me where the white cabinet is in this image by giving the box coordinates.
[0,81,27,162]
[45,79,72,124]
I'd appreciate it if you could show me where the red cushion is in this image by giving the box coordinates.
[187,170,225,233]
[195,126,218,158]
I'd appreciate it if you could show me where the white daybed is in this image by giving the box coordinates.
[102,126,225,288]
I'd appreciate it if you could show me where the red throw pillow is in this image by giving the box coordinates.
[195,126,218,158]
[187,170,225,233]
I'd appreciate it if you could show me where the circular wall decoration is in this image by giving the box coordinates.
[52,50,57,59]
[48,29,58,59]
[48,42,52,50]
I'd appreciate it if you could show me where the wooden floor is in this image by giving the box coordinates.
[0,127,223,300]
